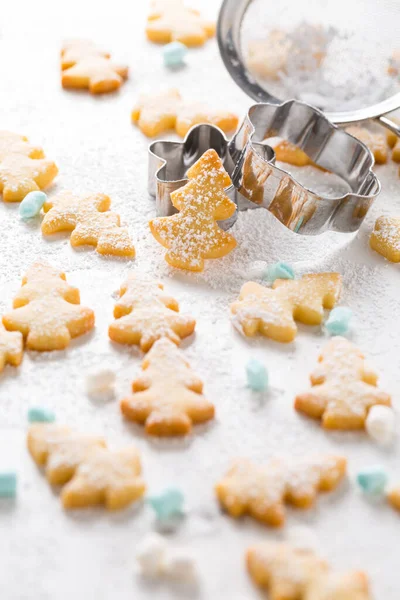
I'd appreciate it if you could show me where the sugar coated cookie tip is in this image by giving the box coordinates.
[246,358,269,391]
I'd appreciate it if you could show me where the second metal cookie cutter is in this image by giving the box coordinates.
[148,99,381,235]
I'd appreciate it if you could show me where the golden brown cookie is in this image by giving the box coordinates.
[0,131,44,161]
[27,423,146,511]
[345,126,388,165]
[230,273,341,342]
[61,446,146,510]
[216,455,346,527]
[108,272,195,351]
[246,542,371,600]
[121,338,214,436]
[41,191,135,257]
[131,89,238,138]
[61,39,110,70]
[247,542,328,599]
[387,486,400,513]
[61,57,128,94]
[146,0,215,46]
[295,337,391,430]
[149,149,237,271]
[0,323,23,373]
[0,154,58,203]
[2,262,95,351]
[370,216,400,263]
[305,570,372,600]
[27,424,106,485]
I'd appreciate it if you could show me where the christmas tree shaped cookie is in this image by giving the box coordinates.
[0,131,58,202]
[41,191,135,257]
[60,39,128,94]
[109,272,195,351]
[28,423,146,510]
[149,149,237,271]
[132,89,238,138]
[216,455,346,527]
[0,323,23,373]
[295,337,391,429]
[247,541,371,600]
[121,338,215,436]
[146,0,215,46]
[2,262,95,351]
[370,216,400,262]
[230,273,341,342]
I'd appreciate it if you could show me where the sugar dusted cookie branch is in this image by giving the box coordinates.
[60,39,128,94]
[121,338,214,436]
[216,455,347,527]
[0,131,58,203]
[41,191,135,258]
[246,541,372,600]
[370,216,400,262]
[146,0,215,47]
[0,323,23,373]
[131,89,238,138]
[108,272,195,351]
[230,273,341,342]
[295,337,391,430]
[27,423,146,511]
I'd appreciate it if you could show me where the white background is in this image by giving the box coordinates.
[0,0,399,598]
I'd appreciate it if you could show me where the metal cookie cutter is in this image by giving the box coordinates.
[148,101,379,234]
[148,123,271,230]
[229,100,381,234]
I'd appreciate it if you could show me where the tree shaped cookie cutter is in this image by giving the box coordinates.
[148,99,381,235]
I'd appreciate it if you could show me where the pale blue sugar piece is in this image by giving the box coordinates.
[264,262,295,283]
[19,191,47,220]
[246,358,269,391]
[325,307,353,335]
[28,406,55,423]
[147,487,184,520]
[0,472,17,498]
[356,466,388,496]
[163,41,187,67]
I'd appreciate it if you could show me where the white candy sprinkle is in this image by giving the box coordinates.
[163,549,197,582]
[366,405,396,446]
[136,533,167,578]
[85,369,116,399]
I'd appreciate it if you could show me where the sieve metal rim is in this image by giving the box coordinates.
[217,0,400,136]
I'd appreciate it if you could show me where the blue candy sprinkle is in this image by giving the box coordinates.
[19,191,47,220]
[264,262,295,283]
[0,472,17,498]
[163,41,187,67]
[325,307,353,336]
[356,466,388,496]
[147,487,184,520]
[246,358,269,391]
[28,407,56,423]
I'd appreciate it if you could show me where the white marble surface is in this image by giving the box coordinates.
[0,1,399,598]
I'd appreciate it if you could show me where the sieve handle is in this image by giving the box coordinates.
[376,115,400,138]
